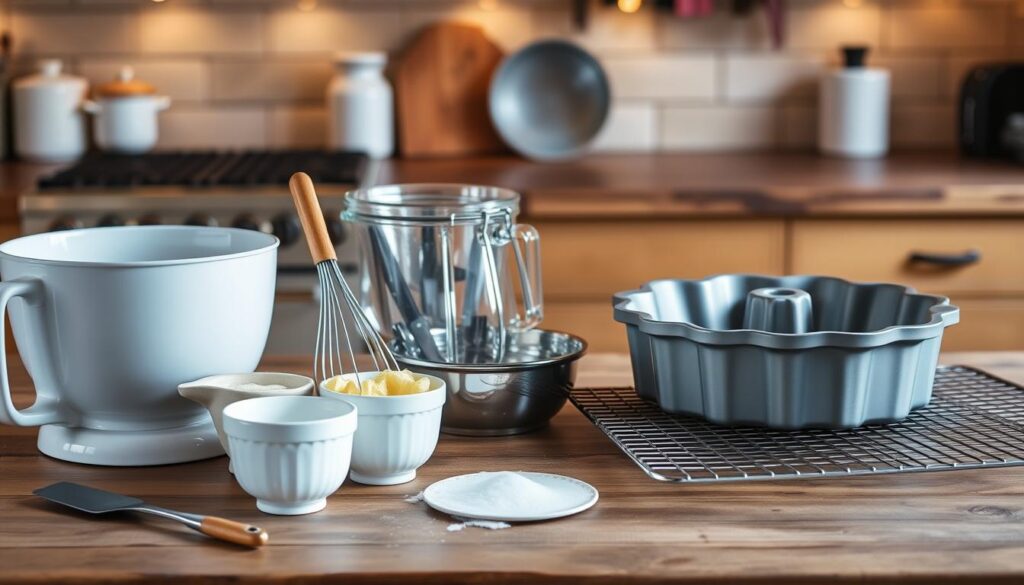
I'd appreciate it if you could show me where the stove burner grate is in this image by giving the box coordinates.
[37,150,368,190]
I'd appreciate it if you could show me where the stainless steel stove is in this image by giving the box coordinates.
[19,149,378,355]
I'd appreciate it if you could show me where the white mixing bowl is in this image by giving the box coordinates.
[320,372,445,485]
[224,395,357,515]
[0,226,278,465]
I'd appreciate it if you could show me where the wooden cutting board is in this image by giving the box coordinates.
[392,21,507,157]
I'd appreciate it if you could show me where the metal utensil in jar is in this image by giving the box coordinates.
[343,184,544,364]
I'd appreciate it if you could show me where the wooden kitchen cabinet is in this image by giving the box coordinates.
[942,299,1024,351]
[537,217,1024,352]
[543,300,627,353]
[791,219,1024,295]
[534,220,786,299]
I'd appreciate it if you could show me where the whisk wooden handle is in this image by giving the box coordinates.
[288,172,337,263]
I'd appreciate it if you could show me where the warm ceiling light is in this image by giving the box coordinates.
[297,0,317,11]
[842,0,863,7]
[617,0,642,13]
[478,0,499,10]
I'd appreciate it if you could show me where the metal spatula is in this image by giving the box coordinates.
[34,482,268,547]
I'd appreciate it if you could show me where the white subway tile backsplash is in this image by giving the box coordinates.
[267,8,402,53]
[139,7,264,54]
[657,9,770,51]
[592,102,656,152]
[724,54,825,103]
[212,60,333,102]
[10,10,137,54]
[4,0,1018,154]
[78,58,208,102]
[268,106,327,148]
[874,55,942,100]
[601,55,715,100]
[661,105,777,151]
[158,107,267,149]
[787,1,881,49]
[399,5,535,51]
[883,3,1009,50]
[779,104,817,150]
[891,103,956,149]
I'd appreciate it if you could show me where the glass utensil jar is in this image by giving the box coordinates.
[343,184,543,364]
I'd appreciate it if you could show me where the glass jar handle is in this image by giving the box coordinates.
[510,223,543,331]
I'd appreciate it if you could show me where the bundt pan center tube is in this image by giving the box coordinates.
[613,274,960,430]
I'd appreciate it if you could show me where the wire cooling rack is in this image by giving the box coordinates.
[570,366,1024,483]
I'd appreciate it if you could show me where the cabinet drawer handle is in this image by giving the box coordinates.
[907,249,981,267]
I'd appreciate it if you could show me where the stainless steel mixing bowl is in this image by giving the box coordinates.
[392,329,587,436]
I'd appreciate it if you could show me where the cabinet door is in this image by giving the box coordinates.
[791,219,1024,295]
[942,299,1024,351]
[535,220,786,300]
[542,301,628,353]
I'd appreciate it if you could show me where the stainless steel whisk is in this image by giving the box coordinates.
[288,172,397,382]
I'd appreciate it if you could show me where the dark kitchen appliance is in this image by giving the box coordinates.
[958,63,1024,160]
[20,149,376,354]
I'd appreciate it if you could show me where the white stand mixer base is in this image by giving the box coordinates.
[37,419,225,466]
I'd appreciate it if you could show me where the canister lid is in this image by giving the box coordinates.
[94,66,157,97]
[344,184,520,225]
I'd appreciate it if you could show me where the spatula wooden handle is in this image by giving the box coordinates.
[200,516,269,548]
[289,171,337,263]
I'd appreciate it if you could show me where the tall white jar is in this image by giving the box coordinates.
[819,46,890,159]
[13,59,88,163]
[327,52,394,159]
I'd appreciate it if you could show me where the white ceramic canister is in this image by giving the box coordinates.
[83,66,170,154]
[327,52,394,159]
[819,46,890,159]
[13,59,88,163]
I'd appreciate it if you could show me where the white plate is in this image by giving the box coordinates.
[422,471,599,522]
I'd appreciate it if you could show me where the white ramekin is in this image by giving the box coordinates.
[223,395,357,515]
[319,372,445,485]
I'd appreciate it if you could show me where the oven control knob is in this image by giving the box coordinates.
[271,213,301,247]
[48,216,82,232]
[96,214,125,228]
[325,214,346,246]
[184,213,218,227]
[137,214,162,226]
[232,214,261,231]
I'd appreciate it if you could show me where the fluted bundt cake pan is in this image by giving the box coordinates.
[613,275,960,430]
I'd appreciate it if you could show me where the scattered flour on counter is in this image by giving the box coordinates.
[230,382,288,391]
[446,517,511,532]
[403,491,424,504]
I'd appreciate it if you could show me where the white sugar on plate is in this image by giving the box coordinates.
[446,471,559,515]
[423,471,599,523]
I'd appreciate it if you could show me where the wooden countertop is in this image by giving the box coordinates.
[2,352,1024,584]
[2,152,1024,226]
[380,152,1024,219]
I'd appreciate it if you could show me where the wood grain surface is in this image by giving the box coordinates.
[392,22,506,157]
[2,352,1024,584]
[378,152,1024,219]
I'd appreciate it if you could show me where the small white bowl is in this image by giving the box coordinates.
[223,395,357,515]
[319,372,445,486]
